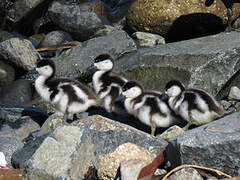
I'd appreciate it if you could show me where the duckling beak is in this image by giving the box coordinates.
[86,63,96,71]
[160,93,169,102]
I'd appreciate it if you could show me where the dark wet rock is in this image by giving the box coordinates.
[0,137,24,167]
[0,79,33,106]
[52,30,137,78]
[11,133,49,169]
[114,31,240,95]
[24,126,167,179]
[167,111,240,176]
[0,104,48,125]
[0,116,40,141]
[48,0,109,41]
[0,60,15,92]
[38,30,73,48]
[0,30,16,43]
[216,69,240,100]
[0,38,41,71]
[168,167,203,180]
[5,0,52,35]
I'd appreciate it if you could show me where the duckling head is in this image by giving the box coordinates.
[36,59,56,77]
[165,80,185,97]
[122,81,143,98]
[93,53,114,71]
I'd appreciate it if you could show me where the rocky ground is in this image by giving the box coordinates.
[0,0,240,180]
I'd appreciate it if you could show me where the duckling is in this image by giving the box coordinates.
[122,80,178,136]
[88,53,127,113]
[35,58,99,122]
[165,80,226,130]
[205,0,240,32]
[0,152,10,169]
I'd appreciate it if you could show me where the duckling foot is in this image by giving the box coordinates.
[182,122,192,131]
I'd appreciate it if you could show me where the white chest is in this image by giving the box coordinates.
[92,71,105,94]
[35,76,51,102]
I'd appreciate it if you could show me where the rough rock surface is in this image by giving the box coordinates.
[0,60,15,91]
[132,32,165,47]
[126,0,240,36]
[114,31,240,95]
[0,104,48,125]
[167,111,240,176]
[0,79,33,105]
[0,137,24,167]
[0,38,41,70]
[168,167,203,180]
[52,30,137,78]
[38,30,73,48]
[0,116,40,141]
[24,126,167,179]
[48,1,109,41]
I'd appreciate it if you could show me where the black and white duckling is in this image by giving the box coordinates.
[165,80,226,130]
[88,53,127,113]
[122,80,178,136]
[35,58,99,122]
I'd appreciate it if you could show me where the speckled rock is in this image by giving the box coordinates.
[120,159,148,180]
[167,111,240,176]
[0,38,41,70]
[52,30,137,78]
[114,31,240,95]
[158,125,184,140]
[98,143,155,180]
[24,126,167,179]
[132,32,165,47]
[38,30,73,48]
[126,0,240,36]
[168,167,203,180]
[228,86,240,100]
[48,0,109,41]
[0,116,40,141]
[0,137,24,167]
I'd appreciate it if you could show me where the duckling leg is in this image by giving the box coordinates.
[182,122,192,131]
[62,113,70,125]
[150,122,156,136]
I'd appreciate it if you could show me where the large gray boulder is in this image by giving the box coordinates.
[114,31,240,95]
[0,38,41,70]
[167,111,240,176]
[52,30,137,78]
[48,0,109,41]
[24,125,167,179]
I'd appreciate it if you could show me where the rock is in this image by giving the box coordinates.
[168,167,203,180]
[158,125,184,140]
[11,133,49,169]
[0,104,48,125]
[132,32,165,47]
[229,86,240,100]
[114,31,240,96]
[37,113,66,137]
[0,60,15,92]
[0,137,24,167]
[0,30,16,43]
[92,25,116,37]
[24,126,167,179]
[38,30,73,48]
[167,111,240,176]
[233,17,240,29]
[120,159,148,180]
[216,69,240,100]
[0,38,41,71]
[98,143,155,180]
[52,29,137,78]
[48,0,109,41]
[0,116,40,141]
[126,0,239,37]
[0,79,33,105]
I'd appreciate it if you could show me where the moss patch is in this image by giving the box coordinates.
[118,66,191,91]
